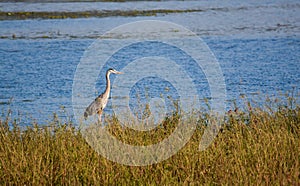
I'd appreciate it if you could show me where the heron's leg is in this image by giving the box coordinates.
[97,110,103,124]
[97,114,102,123]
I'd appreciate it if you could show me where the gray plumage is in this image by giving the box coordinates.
[84,68,123,122]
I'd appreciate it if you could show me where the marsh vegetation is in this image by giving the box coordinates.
[1,97,299,185]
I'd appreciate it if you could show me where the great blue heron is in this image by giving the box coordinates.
[84,68,123,122]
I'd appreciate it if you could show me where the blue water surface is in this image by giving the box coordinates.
[1,37,299,126]
[0,0,299,126]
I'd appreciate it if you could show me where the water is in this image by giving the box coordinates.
[0,0,299,126]
[2,0,297,13]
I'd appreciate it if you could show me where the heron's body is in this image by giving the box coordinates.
[84,68,122,122]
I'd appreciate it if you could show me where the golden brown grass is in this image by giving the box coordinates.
[0,99,299,185]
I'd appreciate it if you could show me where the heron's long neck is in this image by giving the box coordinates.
[104,72,111,96]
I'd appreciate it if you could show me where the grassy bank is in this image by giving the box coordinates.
[0,99,299,185]
[0,9,201,20]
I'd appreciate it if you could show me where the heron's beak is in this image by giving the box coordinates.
[115,71,123,74]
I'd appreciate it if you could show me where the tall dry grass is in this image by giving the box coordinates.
[0,98,299,185]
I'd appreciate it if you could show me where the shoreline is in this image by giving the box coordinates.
[0,9,202,20]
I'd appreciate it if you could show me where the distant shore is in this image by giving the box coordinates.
[0,9,201,20]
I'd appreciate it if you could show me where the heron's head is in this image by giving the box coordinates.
[108,68,123,75]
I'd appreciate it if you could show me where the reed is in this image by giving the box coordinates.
[0,97,299,185]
